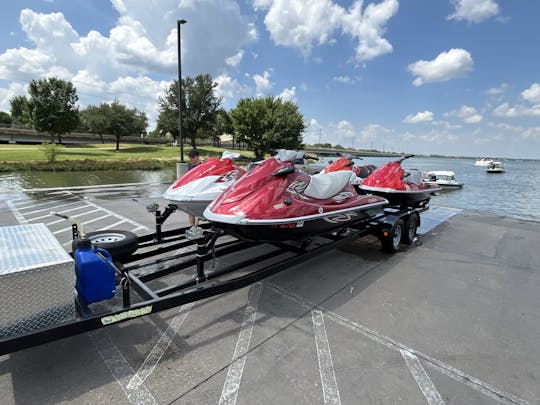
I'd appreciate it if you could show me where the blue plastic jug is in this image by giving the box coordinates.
[74,239,116,305]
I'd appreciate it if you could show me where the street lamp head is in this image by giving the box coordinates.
[178,19,187,24]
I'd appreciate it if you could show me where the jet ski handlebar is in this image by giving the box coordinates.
[397,154,415,163]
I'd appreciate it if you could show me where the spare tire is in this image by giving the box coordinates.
[85,230,139,260]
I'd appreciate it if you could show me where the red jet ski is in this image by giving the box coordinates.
[322,156,376,180]
[204,150,388,242]
[163,151,246,219]
[358,155,441,205]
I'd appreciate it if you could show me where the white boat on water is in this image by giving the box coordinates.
[423,170,464,189]
[486,162,506,173]
[475,157,502,167]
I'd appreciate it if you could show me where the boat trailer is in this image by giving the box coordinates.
[0,201,428,355]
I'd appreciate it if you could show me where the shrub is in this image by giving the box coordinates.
[40,143,62,163]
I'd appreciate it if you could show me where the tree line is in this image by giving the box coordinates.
[1,74,306,158]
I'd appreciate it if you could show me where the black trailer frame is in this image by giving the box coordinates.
[0,202,428,355]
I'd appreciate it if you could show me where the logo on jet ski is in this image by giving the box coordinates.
[323,212,359,223]
[332,191,355,202]
[286,180,308,198]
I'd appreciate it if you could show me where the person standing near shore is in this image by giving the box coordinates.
[187,148,202,226]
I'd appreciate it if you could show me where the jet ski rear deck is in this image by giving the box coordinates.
[0,200,429,355]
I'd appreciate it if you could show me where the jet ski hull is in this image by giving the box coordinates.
[205,202,387,243]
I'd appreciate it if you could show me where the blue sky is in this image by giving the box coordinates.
[1,0,539,159]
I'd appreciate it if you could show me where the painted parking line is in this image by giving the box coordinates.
[29,204,92,221]
[90,330,157,405]
[46,208,101,225]
[10,191,71,205]
[219,283,262,405]
[6,200,27,224]
[17,197,79,214]
[266,283,528,405]
[312,310,341,405]
[127,303,194,391]
[401,349,445,405]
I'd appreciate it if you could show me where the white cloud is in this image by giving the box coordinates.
[253,70,273,96]
[279,86,296,102]
[408,49,473,86]
[254,0,398,62]
[493,102,540,117]
[486,83,509,96]
[522,127,540,140]
[403,111,434,124]
[254,0,344,57]
[215,74,250,105]
[521,83,540,104]
[342,0,399,62]
[332,75,358,84]
[226,50,244,67]
[445,105,483,124]
[0,82,27,112]
[447,0,500,23]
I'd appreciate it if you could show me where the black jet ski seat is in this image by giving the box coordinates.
[304,170,355,200]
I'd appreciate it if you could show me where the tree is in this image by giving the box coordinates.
[9,95,32,127]
[28,77,79,144]
[211,109,234,147]
[156,74,222,149]
[79,104,111,144]
[107,101,147,151]
[0,111,11,125]
[231,97,306,160]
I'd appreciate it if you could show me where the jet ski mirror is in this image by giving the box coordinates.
[273,165,296,177]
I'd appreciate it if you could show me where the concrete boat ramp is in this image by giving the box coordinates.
[0,183,538,404]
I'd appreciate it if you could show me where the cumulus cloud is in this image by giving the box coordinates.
[342,0,399,62]
[521,83,540,104]
[486,83,509,96]
[279,86,296,102]
[493,102,540,117]
[447,0,500,23]
[254,0,398,62]
[445,105,483,124]
[215,74,250,105]
[408,49,473,86]
[403,111,434,124]
[253,70,273,96]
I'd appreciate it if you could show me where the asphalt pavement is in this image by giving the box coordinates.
[0,183,538,405]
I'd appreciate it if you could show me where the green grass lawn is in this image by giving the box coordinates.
[0,143,248,162]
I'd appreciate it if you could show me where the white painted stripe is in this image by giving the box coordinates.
[266,283,529,405]
[90,330,157,405]
[101,219,127,230]
[401,349,445,405]
[45,208,101,225]
[80,197,151,231]
[53,214,112,235]
[131,225,148,233]
[6,200,27,224]
[29,204,91,221]
[17,195,77,210]
[312,310,341,405]
[219,283,262,405]
[127,303,193,391]
[23,200,81,215]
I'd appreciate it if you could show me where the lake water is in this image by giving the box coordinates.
[1,157,539,222]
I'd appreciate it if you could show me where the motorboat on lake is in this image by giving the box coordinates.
[475,157,502,167]
[486,162,506,173]
[422,170,463,189]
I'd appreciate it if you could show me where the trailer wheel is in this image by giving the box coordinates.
[381,219,404,253]
[85,230,139,260]
[402,213,419,245]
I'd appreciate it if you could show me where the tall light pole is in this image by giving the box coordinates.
[177,19,187,164]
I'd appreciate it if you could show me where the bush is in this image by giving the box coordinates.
[40,143,63,163]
